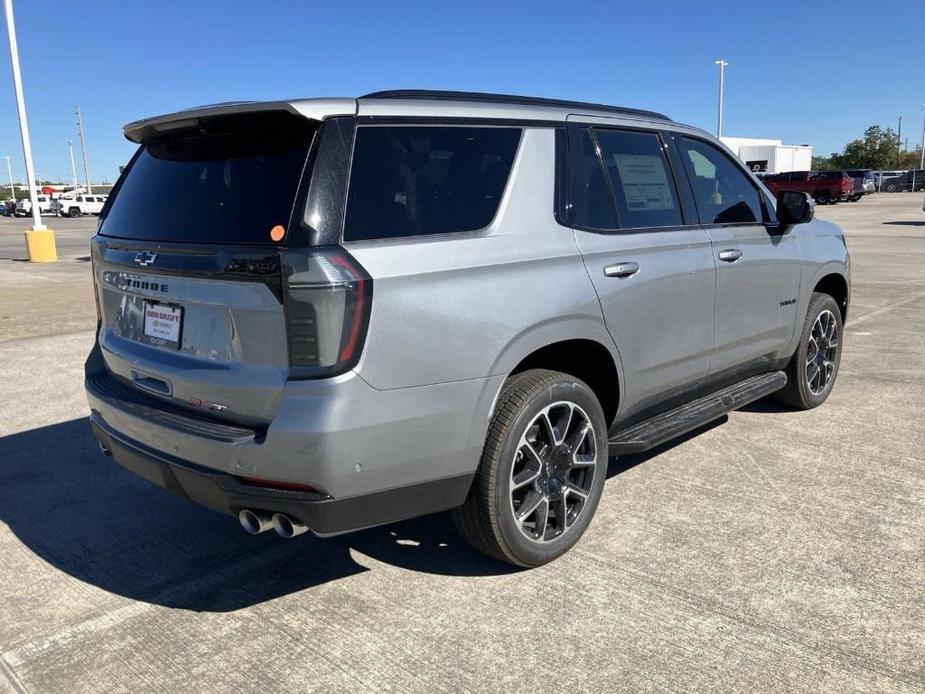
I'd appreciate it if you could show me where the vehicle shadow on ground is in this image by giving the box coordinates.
[0,415,728,612]
[882,220,925,226]
[738,398,793,414]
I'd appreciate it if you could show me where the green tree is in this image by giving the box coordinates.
[827,125,917,170]
[812,154,834,170]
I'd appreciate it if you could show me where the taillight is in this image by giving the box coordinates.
[281,247,372,379]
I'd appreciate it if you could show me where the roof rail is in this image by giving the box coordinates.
[361,89,671,122]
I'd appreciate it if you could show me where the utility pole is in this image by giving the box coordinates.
[896,115,904,169]
[66,140,78,191]
[715,59,728,138]
[3,0,45,232]
[920,104,925,170]
[4,154,14,200]
[75,105,92,194]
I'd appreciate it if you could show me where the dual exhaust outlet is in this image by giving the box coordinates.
[238,509,308,539]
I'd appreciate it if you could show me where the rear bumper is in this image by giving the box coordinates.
[85,348,501,533]
[90,415,473,535]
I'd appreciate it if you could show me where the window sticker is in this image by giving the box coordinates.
[612,154,676,211]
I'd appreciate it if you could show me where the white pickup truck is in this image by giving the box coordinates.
[14,195,55,217]
[53,194,107,217]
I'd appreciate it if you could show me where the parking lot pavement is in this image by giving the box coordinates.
[0,216,98,342]
[1,195,923,693]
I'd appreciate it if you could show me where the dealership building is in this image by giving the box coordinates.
[720,137,813,174]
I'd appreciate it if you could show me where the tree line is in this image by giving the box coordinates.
[811,125,923,171]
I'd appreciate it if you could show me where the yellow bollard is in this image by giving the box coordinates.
[24,228,57,262]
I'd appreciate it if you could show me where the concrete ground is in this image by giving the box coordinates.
[0,194,923,693]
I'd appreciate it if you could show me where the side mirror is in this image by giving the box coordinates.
[776,190,815,228]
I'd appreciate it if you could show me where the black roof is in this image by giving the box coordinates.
[361,89,671,122]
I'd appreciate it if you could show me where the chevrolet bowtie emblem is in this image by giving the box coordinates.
[133,251,158,266]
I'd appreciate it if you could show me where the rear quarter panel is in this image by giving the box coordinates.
[344,127,615,391]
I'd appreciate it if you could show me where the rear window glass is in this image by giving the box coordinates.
[594,129,682,229]
[100,112,315,244]
[568,127,617,230]
[343,126,521,242]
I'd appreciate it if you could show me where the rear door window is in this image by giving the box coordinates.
[593,128,682,229]
[100,112,316,244]
[343,126,521,242]
[568,127,617,230]
[679,137,763,225]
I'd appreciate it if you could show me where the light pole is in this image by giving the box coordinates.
[75,105,92,194]
[67,140,78,191]
[3,0,49,240]
[715,59,728,138]
[4,154,13,200]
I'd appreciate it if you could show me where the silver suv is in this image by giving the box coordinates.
[85,90,849,567]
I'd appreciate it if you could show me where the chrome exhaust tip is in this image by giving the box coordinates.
[238,509,273,535]
[271,513,309,539]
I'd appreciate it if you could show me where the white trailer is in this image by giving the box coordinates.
[721,137,813,174]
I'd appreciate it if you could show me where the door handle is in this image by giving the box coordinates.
[603,262,640,278]
[718,248,743,262]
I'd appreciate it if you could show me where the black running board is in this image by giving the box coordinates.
[608,371,787,456]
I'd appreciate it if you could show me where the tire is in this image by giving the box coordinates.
[885,183,897,192]
[776,293,843,410]
[68,207,81,218]
[451,369,608,567]
[813,189,831,204]
[849,194,861,202]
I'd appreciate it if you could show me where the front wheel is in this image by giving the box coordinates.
[776,293,843,409]
[452,369,608,567]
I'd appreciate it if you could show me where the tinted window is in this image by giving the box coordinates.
[568,127,616,230]
[680,137,762,224]
[100,112,316,244]
[343,126,521,242]
[594,129,682,229]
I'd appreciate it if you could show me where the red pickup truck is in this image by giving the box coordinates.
[763,170,854,204]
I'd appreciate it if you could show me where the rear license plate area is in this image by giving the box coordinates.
[142,301,183,350]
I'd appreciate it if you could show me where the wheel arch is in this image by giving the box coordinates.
[813,272,849,322]
[490,327,623,430]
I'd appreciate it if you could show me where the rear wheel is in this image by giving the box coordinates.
[885,183,898,192]
[452,369,608,567]
[814,189,831,204]
[776,293,843,410]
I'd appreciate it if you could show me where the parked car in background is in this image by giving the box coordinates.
[881,170,925,192]
[874,170,905,189]
[844,169,875,201]
[53,194,107,217]
[763,170,854,204]
[14,195,54,216]
[85,90,850,567]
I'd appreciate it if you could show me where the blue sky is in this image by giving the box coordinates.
[1,0,922,183]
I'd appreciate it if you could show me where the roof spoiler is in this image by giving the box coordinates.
[123,98,357,144]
